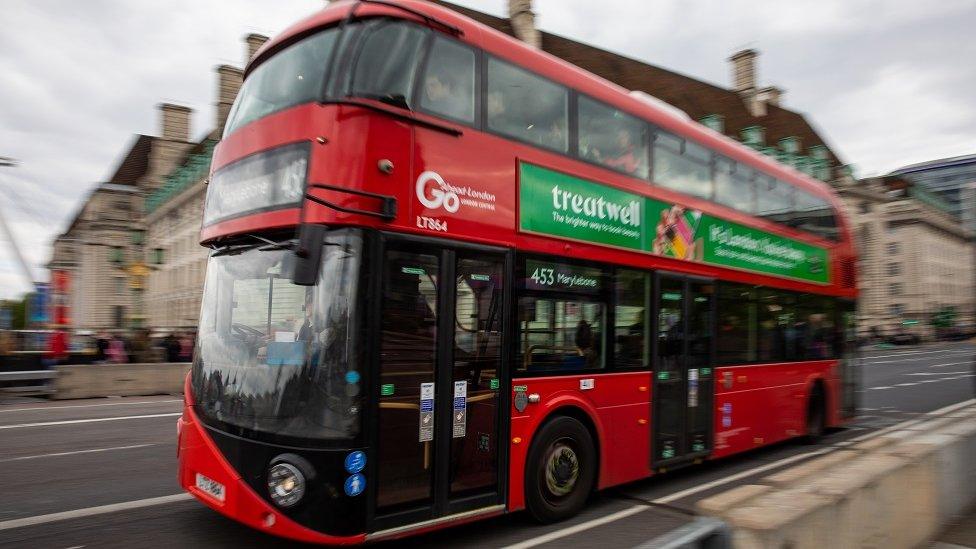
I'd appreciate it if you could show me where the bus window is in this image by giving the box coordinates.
[350,21,428,107]
[756,176,793,225]
[487,57,568,152]
[519,297,604,372]
[792,190,838,241]
[757,289,797,362]
[419,37,476,124]
[614,269,650,369]
[717,284,757,364]
[797,295,836,360]
[225,28,340,135]
[714,158,756,214]
[578,96,649,179]
[653,132,713,199]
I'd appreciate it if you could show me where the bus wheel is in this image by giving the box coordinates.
[804,385,826,444]
[525,416,596,523]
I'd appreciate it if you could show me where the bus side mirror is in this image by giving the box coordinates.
[292,224,326,286]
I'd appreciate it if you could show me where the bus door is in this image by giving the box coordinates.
[652,274,715,467]
[370,239,509,533]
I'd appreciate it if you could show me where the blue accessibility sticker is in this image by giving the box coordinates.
[345,370,361,384]
[344,450,366,474]
[344,473,365,497]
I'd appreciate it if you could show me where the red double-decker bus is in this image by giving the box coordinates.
[177,0,860,544]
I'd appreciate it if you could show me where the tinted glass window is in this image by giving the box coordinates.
[351,21,427,106]
[792,190,838,240]
[714,158,755,213]
[487,58,568,152]
[653,133,713,199]
[797,296,836,360]
[419,37,476,123]
[615,269,649,369]
[757,289,798,362]
[717,284,757,364]
[225,29,339,135]
[519,297,604,372]
[756,176,792,224]
[578,96,649,179]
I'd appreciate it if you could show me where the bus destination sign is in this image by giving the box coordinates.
[518,163,830,284]
[524,259,602,292]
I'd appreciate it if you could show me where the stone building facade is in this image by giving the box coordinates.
[837,176,975,338]
[49,104,192,330]
[143,35,266,331]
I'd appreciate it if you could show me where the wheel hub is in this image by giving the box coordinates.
[544,442,579,497]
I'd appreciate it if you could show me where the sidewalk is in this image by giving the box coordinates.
[934,506,976,549]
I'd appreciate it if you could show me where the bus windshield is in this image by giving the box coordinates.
[224,28,340,136]
[191,229,363,441]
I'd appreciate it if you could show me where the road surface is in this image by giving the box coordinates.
[0,341,972,548]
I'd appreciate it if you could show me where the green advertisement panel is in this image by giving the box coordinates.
[519,163,829,284]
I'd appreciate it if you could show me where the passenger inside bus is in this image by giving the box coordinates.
[588,128,641,175]
[422,71,470,122]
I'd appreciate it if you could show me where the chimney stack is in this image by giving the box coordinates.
[508,0,541,49]
[215,65,244,132]
[729,49,757,94]
[158,103,191,142]
[245,33,269,62]
[757,85,784,108]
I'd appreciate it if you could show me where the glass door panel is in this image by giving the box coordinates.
[654,277,685,462]
[449,257,504,499]
[376,250,439,513]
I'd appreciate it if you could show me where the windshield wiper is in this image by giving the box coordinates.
[211,234,295,257]
[356,93,410,110]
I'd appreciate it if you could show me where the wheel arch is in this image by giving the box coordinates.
[531,402,604,491]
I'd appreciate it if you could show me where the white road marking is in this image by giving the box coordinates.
[868,373,975,390]
[930,361,976,368]
[502,506,649,549]
[0,399,181,413]
[907,371,972,376]
[0,493,193,531]
[501,398,976,549]
[866,357,973,365]
[0,444,157,463]
[863,349,974,361]
[0,413,181,430]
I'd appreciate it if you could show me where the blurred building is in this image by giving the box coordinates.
[889,153,976,234]
[143,34,266,332]
[48,106,192,329]
[837,176,975,338]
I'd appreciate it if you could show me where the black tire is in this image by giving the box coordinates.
[524,416,597,524]
[804,385,826,444]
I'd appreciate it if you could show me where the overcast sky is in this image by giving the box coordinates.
[1,0,974,299]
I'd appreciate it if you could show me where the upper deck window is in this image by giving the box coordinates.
[653,132,713,200]
[418,37,476,124]
[487,57,569,153]
[225,29,340,136]
[578,96,649,179]
[350,20,428,107]
[792,189,838,240]
[714,158,755,213]
[756,176,793,224]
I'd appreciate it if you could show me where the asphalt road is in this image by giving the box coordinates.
[0,341,973,548]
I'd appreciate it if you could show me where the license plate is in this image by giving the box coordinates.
[195,473,226,502]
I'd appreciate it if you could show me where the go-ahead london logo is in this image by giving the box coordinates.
[416,171,461,213]
[414,171,497,232]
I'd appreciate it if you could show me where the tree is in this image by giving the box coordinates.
[0,296,28,329]
[930,306,957,329]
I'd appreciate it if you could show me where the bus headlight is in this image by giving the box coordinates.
[267,462,306,508]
